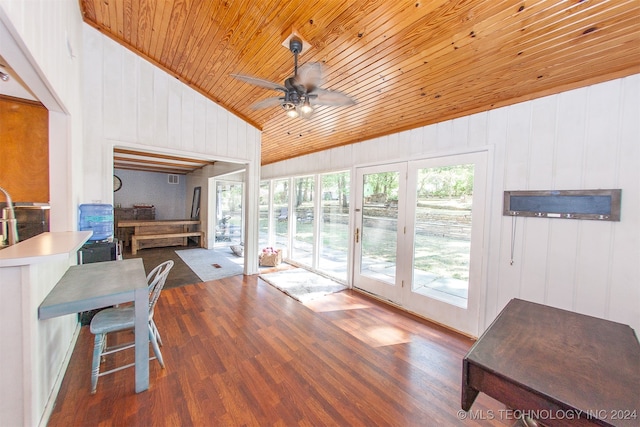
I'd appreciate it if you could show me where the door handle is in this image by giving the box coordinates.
[355,227,360,243]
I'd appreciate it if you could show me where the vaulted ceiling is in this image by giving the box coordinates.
[80,0,640,165]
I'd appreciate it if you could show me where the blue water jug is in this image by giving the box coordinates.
[79,204,114,241]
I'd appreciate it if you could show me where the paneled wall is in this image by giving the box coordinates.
[262,74,640,334]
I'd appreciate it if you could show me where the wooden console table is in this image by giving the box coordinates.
[118,219,203,254]
[462,298,640,426]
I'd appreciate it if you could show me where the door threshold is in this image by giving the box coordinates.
[352,287,477,339]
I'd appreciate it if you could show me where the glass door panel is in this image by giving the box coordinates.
[318,171,350,282]
[272,179,290,254]
[291,176,315,266]
[353,163,406,303]
[411,164,474,308]
[214,181,243,247]
[259,181,270,247]
[404,151,488,337]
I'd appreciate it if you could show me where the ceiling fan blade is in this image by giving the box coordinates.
[294,63,324,93]
[251,96,284,110]
[310,88,356,106]
[230,74,287,92]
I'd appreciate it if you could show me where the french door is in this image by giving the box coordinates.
[353,152,488,336]
[353,163,408,303]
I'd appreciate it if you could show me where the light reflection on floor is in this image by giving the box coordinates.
[334,321,412,347]
[304,292,413,347]
[303,291,371,312]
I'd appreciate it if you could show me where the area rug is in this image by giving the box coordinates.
[259,268,348,303]
[175,248,244,282]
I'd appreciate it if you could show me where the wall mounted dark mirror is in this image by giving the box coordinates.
[191,186,201,220]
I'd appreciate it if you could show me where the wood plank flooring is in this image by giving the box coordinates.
[47,274,509,426]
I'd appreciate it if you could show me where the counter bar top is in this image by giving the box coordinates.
[0,231,92,267]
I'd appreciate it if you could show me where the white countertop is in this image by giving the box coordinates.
[0,231,92,267]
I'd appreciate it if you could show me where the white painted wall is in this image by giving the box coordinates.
[114,169,187,220]
[262,74,640,334]
[82,25,261,270]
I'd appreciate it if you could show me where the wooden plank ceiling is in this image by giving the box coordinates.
[80,0,640,166]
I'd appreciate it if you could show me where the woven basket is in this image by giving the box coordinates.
[259,249,282,267]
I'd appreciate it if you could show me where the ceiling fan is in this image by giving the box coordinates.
[231,36,355,119]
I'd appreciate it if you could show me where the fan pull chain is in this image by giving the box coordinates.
[510,215,517,265]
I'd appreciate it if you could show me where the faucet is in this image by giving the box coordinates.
[0,185,19,246]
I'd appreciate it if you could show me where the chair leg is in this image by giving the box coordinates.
[149,324,165,369]
[91,333,105,394]
[150,319,163,347]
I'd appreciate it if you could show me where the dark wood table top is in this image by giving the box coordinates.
[463,298,640,426]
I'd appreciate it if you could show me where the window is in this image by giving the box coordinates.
[261,171,350,282]
[319,171,350,281]
[291,176,315,266]
[272,179,290,254]
[259,182,270,247]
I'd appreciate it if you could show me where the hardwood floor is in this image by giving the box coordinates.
[47,274,509,426]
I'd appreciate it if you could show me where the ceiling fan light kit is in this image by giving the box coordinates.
[284,103,299,118]
[231,34,355,120]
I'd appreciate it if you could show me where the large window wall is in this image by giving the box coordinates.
[260,171,350,282]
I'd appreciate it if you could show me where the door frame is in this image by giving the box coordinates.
[351,148,492,337]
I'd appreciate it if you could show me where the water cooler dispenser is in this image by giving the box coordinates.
[77,203,118,264]
[77,203,118,324]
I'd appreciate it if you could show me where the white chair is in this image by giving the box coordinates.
[89,260,174,394]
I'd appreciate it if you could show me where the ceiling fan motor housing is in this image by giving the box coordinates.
[282,89,301,111]
[289,36,303,54]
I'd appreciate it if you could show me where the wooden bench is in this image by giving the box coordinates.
[118,219,203,254]
[131,231,203,255]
